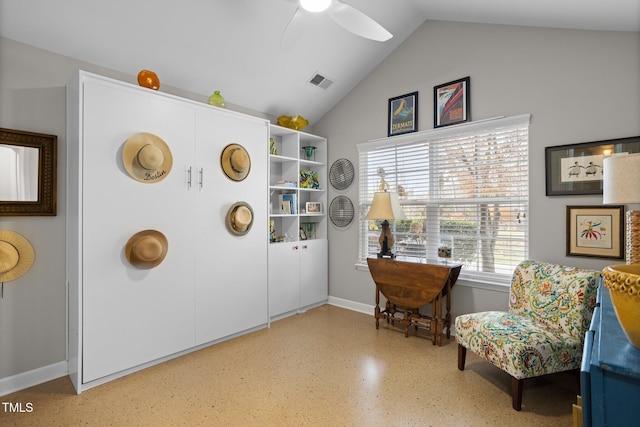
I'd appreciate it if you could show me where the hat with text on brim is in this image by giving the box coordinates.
[0,230,35,282]
[225,202,254,236]
[123,132,173,183]
[221,143,251,181]
[125,230,168,269]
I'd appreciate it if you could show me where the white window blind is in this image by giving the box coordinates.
[358,114,530,285]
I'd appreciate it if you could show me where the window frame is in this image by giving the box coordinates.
[357,114,530,286]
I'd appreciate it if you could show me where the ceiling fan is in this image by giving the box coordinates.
[281,0,393,49]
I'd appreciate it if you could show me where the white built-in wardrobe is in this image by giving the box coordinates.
[67,71,269,393]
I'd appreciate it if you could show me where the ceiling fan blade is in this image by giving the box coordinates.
[328,1,393,42]
[280,7,306,51]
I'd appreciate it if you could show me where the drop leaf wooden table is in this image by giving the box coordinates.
[367,258,462,346]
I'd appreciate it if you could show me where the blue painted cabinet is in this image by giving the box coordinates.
[581,285,640,426]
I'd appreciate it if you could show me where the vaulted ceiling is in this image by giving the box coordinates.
[1,0,638,124]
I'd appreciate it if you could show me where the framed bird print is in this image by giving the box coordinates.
[545,136,640,196]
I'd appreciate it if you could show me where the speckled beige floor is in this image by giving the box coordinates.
[2,305,576,426]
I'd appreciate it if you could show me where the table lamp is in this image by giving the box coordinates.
[603,152,640,264]
[602,152,640,349]
[365,191,406,258]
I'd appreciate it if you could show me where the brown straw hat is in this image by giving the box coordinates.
[0,230,35,282]
[225,202,254,236]
[125,230,168,269]
[123,132,173,183]
[221,143,251,181]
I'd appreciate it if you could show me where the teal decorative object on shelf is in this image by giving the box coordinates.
[302,146,316,160]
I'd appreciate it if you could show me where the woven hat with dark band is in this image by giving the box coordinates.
[0,230,35,282]
[225,202,254,236]
[125,230,168,269]
[123,132,173,183]
[221,143,251,181]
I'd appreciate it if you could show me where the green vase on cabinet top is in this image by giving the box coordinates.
[207,91,226,108]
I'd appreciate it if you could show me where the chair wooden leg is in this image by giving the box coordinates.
[573,369,581,390]
[403,310,410,337]
[457,344,466,370]
[511,377,523,411]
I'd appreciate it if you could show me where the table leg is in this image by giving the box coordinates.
[445,278,452,339]
[375,287,380,329]
[430,301,437,345]
[436,294,444,346]
[403,310,410,338]
[387,301,394,324]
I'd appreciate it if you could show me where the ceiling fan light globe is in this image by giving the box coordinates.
[300,0,332,13]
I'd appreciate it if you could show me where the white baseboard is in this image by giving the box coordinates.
[327,296,374,315]
[0,361,68,397]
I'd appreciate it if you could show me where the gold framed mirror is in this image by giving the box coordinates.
[0,128,57,216]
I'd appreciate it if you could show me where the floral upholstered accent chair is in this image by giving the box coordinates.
[455,260,600,411]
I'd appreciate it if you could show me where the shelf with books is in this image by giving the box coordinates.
[268,125,327,244]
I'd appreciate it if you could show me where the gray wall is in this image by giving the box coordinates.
[1,20,639,385]
[314,21,640,315]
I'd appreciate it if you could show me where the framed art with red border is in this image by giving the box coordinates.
[434,77,470,128]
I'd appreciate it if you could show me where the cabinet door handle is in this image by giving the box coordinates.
[293,245,299,250]
[199,168,204,189]
[187,167,192,189]
[302,245,308,249]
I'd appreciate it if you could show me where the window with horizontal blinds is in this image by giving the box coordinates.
[358,114,530,285]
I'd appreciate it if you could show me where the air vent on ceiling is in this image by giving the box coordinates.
[308,72,334,90]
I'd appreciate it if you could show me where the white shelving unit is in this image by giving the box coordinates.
[268,124,328,319]
[268,125,327,243]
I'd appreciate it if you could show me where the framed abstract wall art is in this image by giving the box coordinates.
[545,136,640,196]
[566,205,624,259]
[388,92,418,137]
[434,77,470,128]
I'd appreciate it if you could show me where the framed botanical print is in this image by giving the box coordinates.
[566,205,624,259]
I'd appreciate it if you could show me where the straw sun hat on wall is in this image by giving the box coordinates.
[221,143,251,181]
[125,230,168,269]
[0,230,35,283]
[225,202,254,236]
[123,132,173,183]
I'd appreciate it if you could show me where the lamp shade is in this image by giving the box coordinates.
[603,153,640,204]
[365,192,406,220]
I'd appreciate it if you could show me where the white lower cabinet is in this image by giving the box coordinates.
[269,239,328,319]
[299,239,328,308]
[68,71,268,392]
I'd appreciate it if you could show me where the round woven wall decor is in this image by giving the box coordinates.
[329,158,354,190]
[329,196,355,228]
